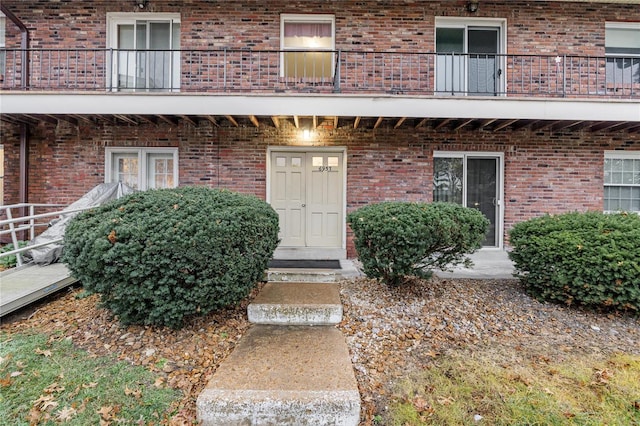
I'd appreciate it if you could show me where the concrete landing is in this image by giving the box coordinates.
[196,325,360,426]
[435,249,516,280]
[266,259,362,283]
[248,282,342,325]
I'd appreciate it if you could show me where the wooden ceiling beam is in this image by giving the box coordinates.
[333,116,338,129]
[114,114,137,125]
[132,115,157,126]
[415,118,429,128]
[394,117,407,129]
[353,116,361,129]
[312,115,318,129]
[453,118,474,131]
[293,115,300,129]
[249,115,260,128]
[271,116,280,129]
[24,114,58,125]
[177,115,197,126]
[373,116,384,129]
[157,115,178,126]
[201,115,219,127]
[511,119,538,131]
[225,115,239,127]
[552,120,584,132]
[477,118,497,129]
[434,118,453,130]
[493,119,519,132]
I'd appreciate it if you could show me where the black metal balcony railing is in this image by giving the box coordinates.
[0,48,638,98]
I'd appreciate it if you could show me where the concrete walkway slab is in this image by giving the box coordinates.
[248,282,342,325]
[435,249,516,280]
[197,325,360,426]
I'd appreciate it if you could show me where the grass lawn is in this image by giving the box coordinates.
[387,348,640,425]
[0,331,179,425]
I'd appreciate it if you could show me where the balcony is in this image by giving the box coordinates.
[1,49,638,133]
[1,48,638,97]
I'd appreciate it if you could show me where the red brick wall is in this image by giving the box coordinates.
[3,119,639,255]
[3,1,637,54]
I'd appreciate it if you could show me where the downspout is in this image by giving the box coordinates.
[0,5,30,234]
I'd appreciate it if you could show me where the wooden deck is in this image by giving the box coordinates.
[0,263,78,317]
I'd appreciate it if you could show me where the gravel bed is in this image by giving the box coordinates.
[338,276,640,423]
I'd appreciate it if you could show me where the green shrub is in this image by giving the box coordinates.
[509,211,640,311]
[63,186,279,328]
[0,241,27,270]
[347,202,489,286]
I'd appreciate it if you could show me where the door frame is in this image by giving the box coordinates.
[266,146,348,259]
[434,17,507,96]
[433,151,505,249]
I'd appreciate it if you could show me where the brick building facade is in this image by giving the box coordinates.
[1,0,639,258]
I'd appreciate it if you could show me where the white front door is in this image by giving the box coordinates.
[269,150,345,258]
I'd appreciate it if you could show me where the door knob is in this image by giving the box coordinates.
[302,204,306,207]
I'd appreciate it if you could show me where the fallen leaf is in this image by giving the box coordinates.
[35,348,53,357]
[98,405,114,420]
[125,385,143,399]
[56,406,78,421]
[10,371,22,377]
[82,382,98,389]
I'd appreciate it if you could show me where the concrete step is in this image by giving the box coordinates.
[265,259,362,283]
[196,325,361,426]
[266,268,339,283]
[248,282,342,325]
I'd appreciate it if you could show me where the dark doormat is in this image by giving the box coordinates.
[268,259,342,269]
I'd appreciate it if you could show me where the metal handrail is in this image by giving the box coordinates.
[0,203,93,267]
[1,48,637,98]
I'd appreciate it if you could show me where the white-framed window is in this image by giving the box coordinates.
[105,147,178,190]
[434,17,506,96]
[605,22,640,85]
[106,13,181,91]
[280,14,335,80]
[604,151,640,213]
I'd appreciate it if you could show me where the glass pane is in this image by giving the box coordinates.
[147,154,174,189]
[436,28,464,53]
[291,157,302,167]
[327,157,339,167]
[467,158,498,246]
[468,28,499,95]
[283,51,333,79]
[276,156,286,167]
[113,154,139,189]
[433,157,463,204]
[312,156,323,167]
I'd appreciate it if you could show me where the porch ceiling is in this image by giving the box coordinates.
[2,113,639,134]
[1,93,639,134]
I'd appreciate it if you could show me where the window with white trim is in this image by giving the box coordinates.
[280,14,335,80]
[106,13,180,91]
[605,23,640,85]
[604,151,640,212]
[105,148,178,190]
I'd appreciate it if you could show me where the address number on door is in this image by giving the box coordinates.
[318,166,334,172]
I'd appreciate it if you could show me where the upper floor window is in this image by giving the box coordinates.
[605,23,640,85]
[105,147,178,190]
[107,13,180,91]
[604,151,640,213]
[280,14,335,80]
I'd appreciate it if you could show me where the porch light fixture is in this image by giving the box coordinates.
[136,0,148,9]
[302,129,312,140]
[467,1,479,12]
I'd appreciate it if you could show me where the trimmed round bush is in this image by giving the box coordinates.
[347,202,489,286]
[509,211,640,312]
[63,186,279,328]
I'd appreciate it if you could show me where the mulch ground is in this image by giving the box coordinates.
[2,276,639,425]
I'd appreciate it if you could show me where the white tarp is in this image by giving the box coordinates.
[26,182,134,265]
